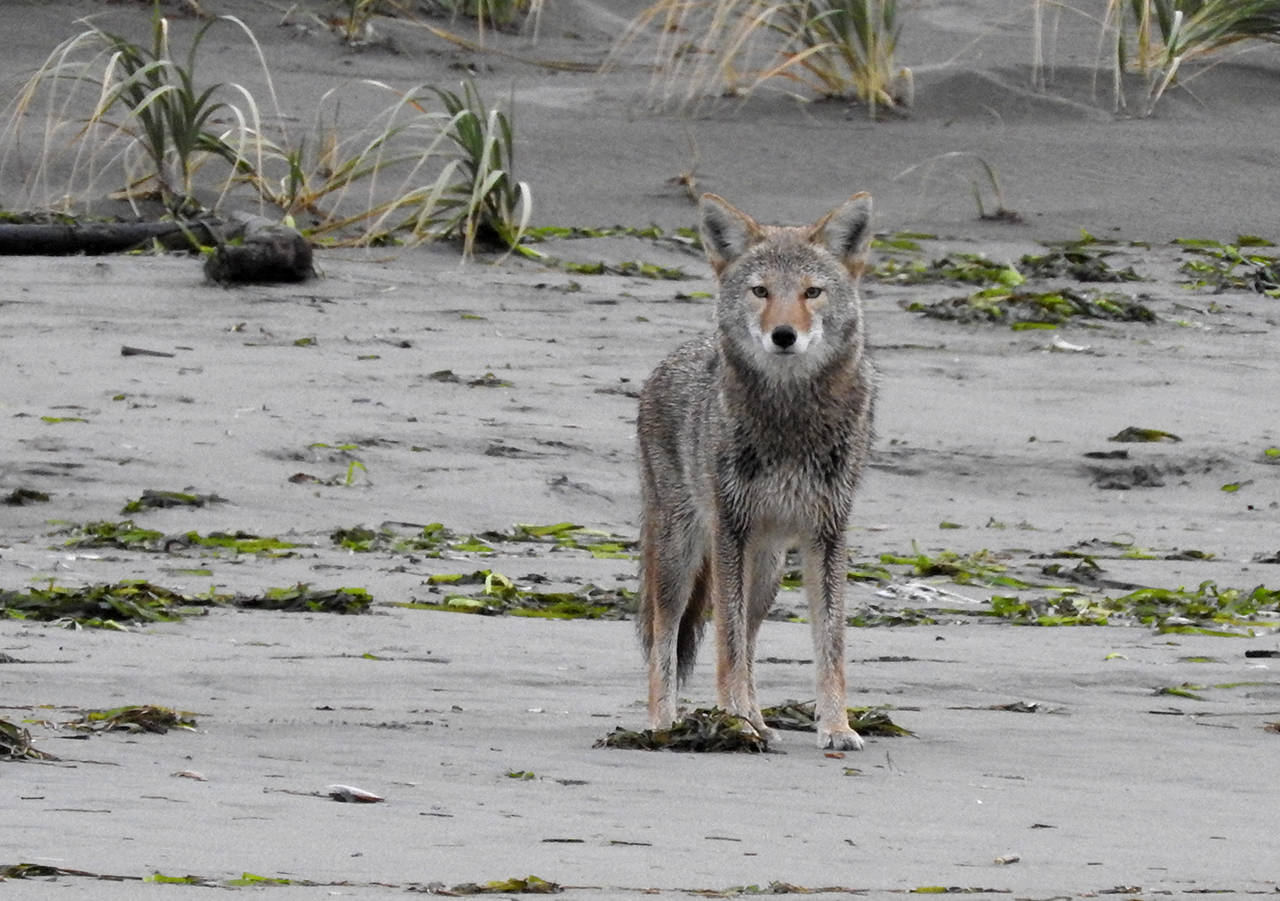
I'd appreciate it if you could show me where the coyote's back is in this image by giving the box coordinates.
[637,191,875,751]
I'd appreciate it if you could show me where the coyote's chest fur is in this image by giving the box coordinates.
[711,339,871,538]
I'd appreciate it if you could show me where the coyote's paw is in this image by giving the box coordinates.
[732,709,780,744]
[819,727,864,752]
[749,722,782,744]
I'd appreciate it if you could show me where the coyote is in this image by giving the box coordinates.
[636,192,875,750]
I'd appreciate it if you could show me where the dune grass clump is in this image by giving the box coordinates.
[2,5,272,216]
[1102,0,1280,115]
[612,0,911,116]
[423,80,531,254]
[2,6,530,254]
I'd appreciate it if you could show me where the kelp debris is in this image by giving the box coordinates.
[233,583,372,614]
[1108,426,1181,443]
[595,708,769,752]
[446,875,562,895]
[61,520,298,555]
[988,581,1280,632]
[0,580,204,627]
[121,489,228,513]
[67,705,197,734]
[905,287,1155,328]
[399,570,633,620]
[1176,237,1280,297]
[1019,249,1143,282]
[875,252,1024,287]
[333,521,637,559]
[1,718,58,760]
[760,700,913,737]
[4,488,50,506]
[0,579,371,627]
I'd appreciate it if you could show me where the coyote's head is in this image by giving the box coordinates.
[698,192,872,370]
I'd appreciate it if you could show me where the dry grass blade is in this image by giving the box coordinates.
[609,0,910,116]
[1103,0,1280,114]
[0,4,280,216]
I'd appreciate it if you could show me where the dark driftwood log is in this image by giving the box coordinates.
[0,220,223,255]
[203,213,313,285]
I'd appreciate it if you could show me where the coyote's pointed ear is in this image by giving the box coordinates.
[811,192,873,277]
[700,193,763,275]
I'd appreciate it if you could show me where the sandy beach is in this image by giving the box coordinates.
[3,1,1280,897]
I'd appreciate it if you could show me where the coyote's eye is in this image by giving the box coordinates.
[750,285,768,298]
[804,286,823,299]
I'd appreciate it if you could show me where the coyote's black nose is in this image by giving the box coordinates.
[770,325,797,349]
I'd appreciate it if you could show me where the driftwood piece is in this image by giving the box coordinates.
[203,213,313,285]
[0,220,222,255]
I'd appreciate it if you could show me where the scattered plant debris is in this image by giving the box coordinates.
[67,705,197,734]
[875,252,1024,287]
[1154,684,1207,701]
[396,569,632,620]
[61,520,298,556]
[1,718,58,760]
[333,521,637,560]
[905,287,1155,328]
[234,584,372,615]
[0,579,371,627]
[446,875,562,895]
[988,581,1280,632]
[1176,237,1280,297]
[880,548,1037,590]
[1108,426,1181,443]
[3,488,49,506]
[0,580,204,628]
[760,700,913,737]
[121,489,228,513]
[595,708,769,753]
[1019,249,1143,282]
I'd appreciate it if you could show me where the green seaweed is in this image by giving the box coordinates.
[332,521,637,559]
[121,489,228,513]
[448,875,562,894]
[4,488,50,506]
[395,571,632,620]
[69,704,197,734]
[1,718,58,760]
[61,520,298,556]
[1018,248,1143,282]
[879,548,1036,590]
[848,607,943,627]
[905,287,1155,327]
[1155,684,1207,701]
[760,700,913,737]
[63,520,164,549]
[0,578,370,626]
[875,252,1024,287]
[483,522,639,558]
[0,579,204,627]
[1176,237,1280,297]
[988,581,1280,632]
[236,584,372,614]
[595,708,768,753]
[1108,426,1181,443]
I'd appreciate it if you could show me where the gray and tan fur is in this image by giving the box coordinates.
[636,191,876,750]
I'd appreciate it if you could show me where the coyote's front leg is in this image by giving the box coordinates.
[713,532,779,742]
[806,536,863,751]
